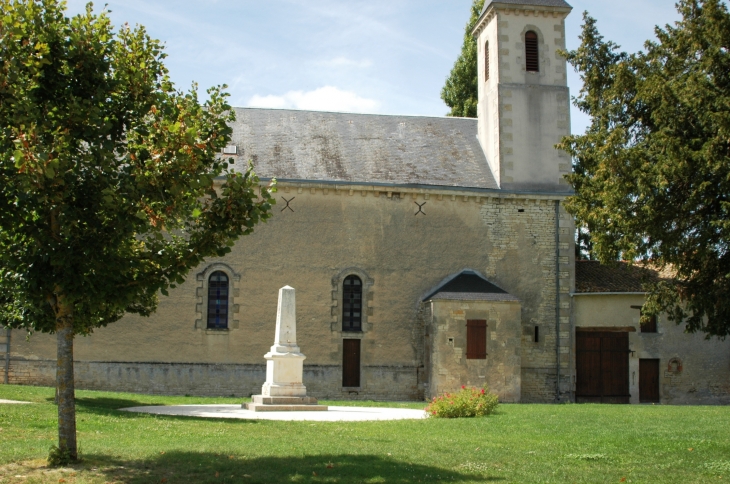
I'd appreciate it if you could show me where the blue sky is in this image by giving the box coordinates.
[64,0,682,135]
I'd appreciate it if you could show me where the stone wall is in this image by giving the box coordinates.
[1,357,420,400]
[479,197,573,402]
[5,183,569,402]
[428,299,522,403]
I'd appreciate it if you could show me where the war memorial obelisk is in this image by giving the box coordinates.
[245,286,327,411]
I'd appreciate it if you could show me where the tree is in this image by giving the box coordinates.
[575,224,597,261]
[0,0,274,461]
[441,0,484,118]
[559,0,730,337]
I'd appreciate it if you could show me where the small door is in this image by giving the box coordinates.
[576,331,630,403]
[640,359,660,403]
[342,339,361,387]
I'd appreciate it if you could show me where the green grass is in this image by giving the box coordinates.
[1,385,729,483]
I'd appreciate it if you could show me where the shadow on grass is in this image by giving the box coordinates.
[75,400,263,426]
[43,396,164,417]
[79,451,503,483]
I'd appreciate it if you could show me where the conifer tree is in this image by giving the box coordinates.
[441,0,485,117]
[560,0,730,337]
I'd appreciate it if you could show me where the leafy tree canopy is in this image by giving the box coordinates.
[559,0,730,337]
[0,0,273,460]
[441,0,484,117]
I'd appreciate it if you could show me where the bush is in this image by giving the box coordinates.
[425,385,499,418]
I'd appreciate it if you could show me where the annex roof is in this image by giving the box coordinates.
[575,261,673,294]
[423,270,519,302]
[227,108,499,190]
[482,0,572,11]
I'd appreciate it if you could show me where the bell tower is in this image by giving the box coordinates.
[472,0,573,192]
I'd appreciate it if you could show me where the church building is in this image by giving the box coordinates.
[2,0,729,405]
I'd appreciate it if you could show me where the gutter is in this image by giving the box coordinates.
[219,175,574,199]
[554,201,561,403]
[571,292,647,297]
[3,328,9,384]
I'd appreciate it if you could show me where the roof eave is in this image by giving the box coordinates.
[472,2,573,38]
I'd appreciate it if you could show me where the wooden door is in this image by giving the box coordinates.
[576,331,630,403]
[640,359,660,403]
[342,339,361,387]
[576,332,602,401]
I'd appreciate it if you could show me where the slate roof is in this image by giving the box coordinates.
[575,261,673,294]
[228,108,498,190]
[423,270,519,302]
[482,0,572,11]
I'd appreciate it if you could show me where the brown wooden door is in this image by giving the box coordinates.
[640,359,660,403]
[576,331,630,403]
[342,339,361,387]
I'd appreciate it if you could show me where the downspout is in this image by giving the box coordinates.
[4,328,9,384]
[554,200,561,403]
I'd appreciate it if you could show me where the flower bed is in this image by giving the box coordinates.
[425,385,499,418]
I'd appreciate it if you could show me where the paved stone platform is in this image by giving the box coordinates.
[119,404,427,421]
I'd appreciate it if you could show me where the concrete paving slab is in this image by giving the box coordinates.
[0,399,32,404]
[119,404,427,422]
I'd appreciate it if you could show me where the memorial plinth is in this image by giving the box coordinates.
[244,286,327,412]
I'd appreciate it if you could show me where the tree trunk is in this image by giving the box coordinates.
[56,301,77,461]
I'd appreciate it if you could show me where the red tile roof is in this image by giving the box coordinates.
[575,261,672,294]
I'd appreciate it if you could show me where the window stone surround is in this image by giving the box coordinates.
[195,262,241,331]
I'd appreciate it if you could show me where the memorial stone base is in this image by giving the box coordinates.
[244,395,328,412]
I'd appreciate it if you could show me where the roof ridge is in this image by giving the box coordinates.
[233,106,478,121]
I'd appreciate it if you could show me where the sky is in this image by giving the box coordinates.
[63,0,684,135]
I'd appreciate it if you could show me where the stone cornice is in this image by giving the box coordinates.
[472,3,571,38]
[255,178,572,203]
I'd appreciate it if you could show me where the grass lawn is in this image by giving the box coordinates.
[1,385,729,483]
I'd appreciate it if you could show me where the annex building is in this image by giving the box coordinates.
[2,0,728,404]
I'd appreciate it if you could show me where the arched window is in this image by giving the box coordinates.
[207,271,229,329]
[525,31,539,72]
[484,41,490,81]
[342,275,362,332]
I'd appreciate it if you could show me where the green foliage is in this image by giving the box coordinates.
[441,0,485,117]
[559,0,730,337]
[0,0,274,335]
[575,224,597,260]
[47,444,74,466]
[425,385,498,418]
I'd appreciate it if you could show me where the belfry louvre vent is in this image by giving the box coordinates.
[525,31,539,72]
[484,41,490,80]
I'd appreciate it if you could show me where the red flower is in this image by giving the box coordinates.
[461,385,465,389]
[481,389,485,394]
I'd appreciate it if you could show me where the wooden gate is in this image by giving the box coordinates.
[342,339,361,387]
[639,359,660,403]
[576,331,630,403]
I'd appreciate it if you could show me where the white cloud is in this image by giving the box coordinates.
[247,86,380,113]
